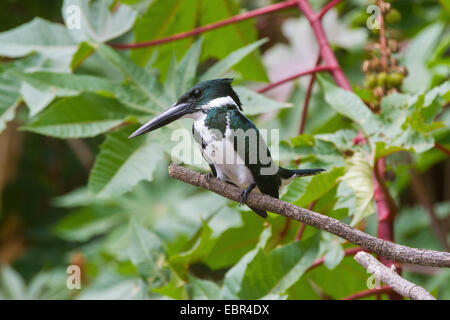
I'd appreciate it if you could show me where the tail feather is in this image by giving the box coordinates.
[278,167,326,179]
[249,206,268,218]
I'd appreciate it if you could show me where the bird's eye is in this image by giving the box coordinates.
[192,89,201,98]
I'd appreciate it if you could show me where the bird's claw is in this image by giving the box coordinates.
[239,190,248,206]
[205,172,214,181]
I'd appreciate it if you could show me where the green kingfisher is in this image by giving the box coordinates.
[129,78,325,218]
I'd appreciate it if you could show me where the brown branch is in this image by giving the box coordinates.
[168,164,450,267]
[354,252,436,300]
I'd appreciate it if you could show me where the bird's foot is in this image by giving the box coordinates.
[239,183,257,206]
[205,172,215,181]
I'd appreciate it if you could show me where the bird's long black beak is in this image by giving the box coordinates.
[129,102,193,138]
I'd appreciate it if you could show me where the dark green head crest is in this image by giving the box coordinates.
[176,78,242,111]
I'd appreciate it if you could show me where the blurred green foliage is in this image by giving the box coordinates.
[0,0,448,300]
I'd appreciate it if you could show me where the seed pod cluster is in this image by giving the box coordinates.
[362,0,408,108]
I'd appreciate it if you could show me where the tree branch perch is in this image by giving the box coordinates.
[168,164,450,268]
[354,252,436,300]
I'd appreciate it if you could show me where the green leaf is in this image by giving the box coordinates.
[20,82,55,117]
[52,186,108,208]
[0,72,21,133]
[151,270,188,299]
[373,82,449,159]
[71,41,96,70]
[174,38,203,98]
[53,207,123,241]
[0,17,76,59]
[334,179,357,218]
[278,133,344,167]
[96,43,170,109]
[200,39,268,81]
[77,274,150,299]
[322,233,345,270]
[22,93,140,138]
[200,0,267,81]
[238,234,320,299]
[62,0,138,43]
[294,256,370,299]
[130,0,199,71]
[188,275,221,300]
[88,125,164,198]
[0,266,26,300]
[294,167,345,207]
[169,221,216,278]
[204,210,264,270]
[324,242,345,270]
[128,219,170,285]
[280,176,311,203]
[12,70,154,114]
[318,75,377,135]
[315,129,359,152]
[234,86,291,115]
[404,81,449,133]
[402,23,444,93]
[221,226,272,299]
[341,152,374,226]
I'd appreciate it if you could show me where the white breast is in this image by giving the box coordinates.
[192,113,255,189]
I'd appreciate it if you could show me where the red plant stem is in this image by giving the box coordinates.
[307,247,366,272]
[299,56,322,134]
[435,142,450,156]
[342,286,393,300]
[110,0,298,49]
[257,65,334,93]
[317,0,344,20]
[373,158,397,265]
[296,0,352,91]
[295,223,306,240]
[377,0,388,70]
[373,158,403,300]
[277,218,292,241]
